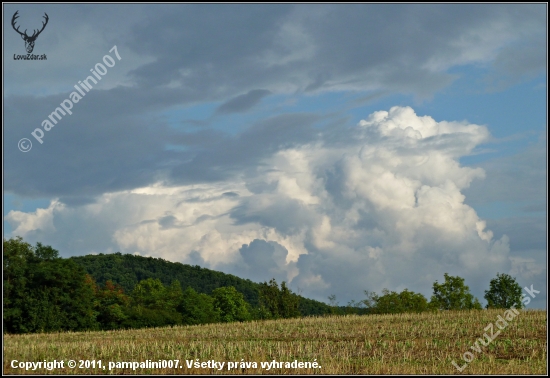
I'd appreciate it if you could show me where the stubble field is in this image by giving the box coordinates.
[4,309,546,374]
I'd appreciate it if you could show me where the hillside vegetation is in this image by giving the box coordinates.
[4,237,335,335]
[4,310,546,374]
[70,252,331,315]
[4,236,533,338]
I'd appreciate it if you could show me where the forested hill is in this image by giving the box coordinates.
[7,237,503,336]
[70,252,331,316]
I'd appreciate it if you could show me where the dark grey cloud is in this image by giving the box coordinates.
[169,112,322,184]
[5,83,325,199]
[216,89,271,114]
[126,4,291,90]
[222,239,291,284]
[158,215,177,229]
[5,4,545,201]
[230,197,316,235]
[494,37,546,77]
[486,35,547,91]
[187,250,207,267]
[75,3,542,104]
[4,90,180,200]
[57,196,98,207]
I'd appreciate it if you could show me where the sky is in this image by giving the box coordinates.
[3,4,547,308]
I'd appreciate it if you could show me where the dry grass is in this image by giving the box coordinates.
[3,309,546,374]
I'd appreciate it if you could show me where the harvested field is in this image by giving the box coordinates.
[4,309,546,374]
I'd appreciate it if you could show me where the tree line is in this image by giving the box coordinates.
[4,237,321,334]
[3,237,526,334]
[328,272,525,315]
[68,249,330,315]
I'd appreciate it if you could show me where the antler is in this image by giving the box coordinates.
[29,13,49,39]
[11,10,27,37]
[11,11,49,40]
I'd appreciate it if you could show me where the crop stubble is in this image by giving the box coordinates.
[3,309,546,374]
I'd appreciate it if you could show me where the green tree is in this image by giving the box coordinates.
[363,289,429,314]
[430,273,482,310]
[3,237,34,332]
[280,281,300,318]
[212,286,250,322]
[3,237,99,333]
[28,248,99,332]
[178,287,220,325]
[70,253,262,306]
[126,278,183,328]
[328,294,338,307]
[327,294,341,315]
[70,252,333,317]
[94,279,130,330]
[131,278,182,310]
[484,273,524,309]
[121,306,182,329]
[166,280,184,309]
[258,279,300,319]
[258,279,280,319]
[344,299,365,315]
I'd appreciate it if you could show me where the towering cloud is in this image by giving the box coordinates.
[5,107,512,302]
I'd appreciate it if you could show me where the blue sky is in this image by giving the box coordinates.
[4,4,547,307]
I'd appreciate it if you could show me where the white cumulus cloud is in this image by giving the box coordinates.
[5,106,512,303]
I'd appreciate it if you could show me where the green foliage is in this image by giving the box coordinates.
[297,296,332,316]
[10,236,517,335]
[430,273,482,310]
[363,289,429,314]
[324,295,367,315]
[484,272,524,309]
[94,279,130,330]
[70,253,261,306]
[70,252,331,317]
[343,299,367,315]
[132,278,178,310]
[34,242,59,260]
[178,287,220,325]
[3,237,34,330]
[327,294,339,314]
[3,237,99,334]
[124,278,184,328]
[212,286,250,322]
[280,281,300,318]
[167,280,184,309]
[132,278,163,308]
[120,306,182,329]
[258,278,300,319]
[258,279,279,319]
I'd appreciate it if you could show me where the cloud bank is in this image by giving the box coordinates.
[7,106,518,302]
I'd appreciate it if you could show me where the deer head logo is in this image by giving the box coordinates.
[11,11,49,54]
